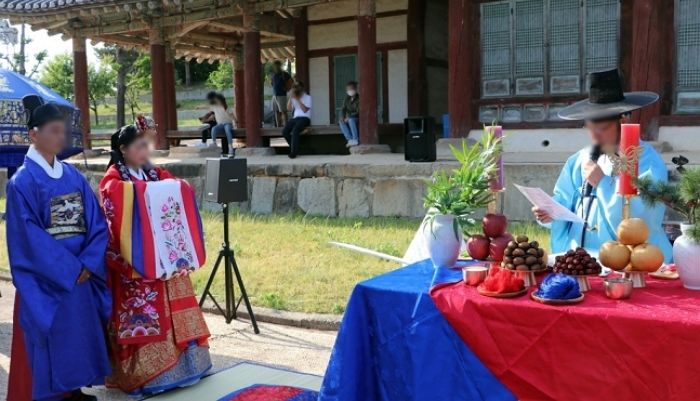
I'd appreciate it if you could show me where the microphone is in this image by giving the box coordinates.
[584,145,602,197]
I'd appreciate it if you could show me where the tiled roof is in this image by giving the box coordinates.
[0,0,116,13]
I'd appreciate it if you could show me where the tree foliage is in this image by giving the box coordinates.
[39,54,74,99]
[175,59,219,86]
[206,61,233,90]
[123,54,152,120]
[40,53,117,125]
[87,64,116,125]
[95,45,144,125]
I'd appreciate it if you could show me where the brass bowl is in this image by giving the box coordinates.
[604,277,633,300]
[463,266,488,286]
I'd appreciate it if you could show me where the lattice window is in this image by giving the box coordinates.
[479,0,620,100]
[514,0,545,95]
[585,0,619,75]
[676,0,700,113]
[481,1,512,97]
[549,0,580,94]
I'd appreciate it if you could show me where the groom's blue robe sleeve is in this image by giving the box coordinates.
[76,178,109,282]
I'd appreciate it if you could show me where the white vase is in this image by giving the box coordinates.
[423,214,463,268]
[673,224,700,290]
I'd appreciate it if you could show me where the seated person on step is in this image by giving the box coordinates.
[282,82,312,159]
[339,81,360,148]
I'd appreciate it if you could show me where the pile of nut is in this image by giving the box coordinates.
[552,248,602,275]
[502,235,547,271]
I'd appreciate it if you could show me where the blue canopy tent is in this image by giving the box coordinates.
[0,69,84,177]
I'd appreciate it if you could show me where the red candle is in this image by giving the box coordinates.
[618,124,640,195]
[488,125,504,191]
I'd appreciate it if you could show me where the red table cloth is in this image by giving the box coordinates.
[431,276,700,401]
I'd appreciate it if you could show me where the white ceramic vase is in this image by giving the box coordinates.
[424,214,463,268]
[673,224,700,290]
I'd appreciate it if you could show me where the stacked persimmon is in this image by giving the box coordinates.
[599,218,664,272]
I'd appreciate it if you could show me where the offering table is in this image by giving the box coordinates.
[319,260,700,401]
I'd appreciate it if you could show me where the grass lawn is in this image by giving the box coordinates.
[0,196,550,314]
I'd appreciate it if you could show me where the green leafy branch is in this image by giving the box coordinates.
[423,125,502,239]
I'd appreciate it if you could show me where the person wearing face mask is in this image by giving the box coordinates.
[533,69,672,261]
[339,81,360,148]
[6,95,111,401]
[283,82,312,159]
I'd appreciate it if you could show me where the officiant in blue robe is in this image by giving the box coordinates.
[6,96,111,401]
[533,70,673,262]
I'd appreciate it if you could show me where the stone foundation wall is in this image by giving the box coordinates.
[77,160,570,221]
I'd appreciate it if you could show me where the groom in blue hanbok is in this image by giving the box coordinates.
[533,69,672,262]
[6,95,111,401]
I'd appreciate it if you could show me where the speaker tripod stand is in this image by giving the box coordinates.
[199,203,259,334]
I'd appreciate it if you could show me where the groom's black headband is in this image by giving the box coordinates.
[22,95,64,130]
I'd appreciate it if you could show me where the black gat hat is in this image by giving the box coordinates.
[557,69,658,121]
[22,94,65,130]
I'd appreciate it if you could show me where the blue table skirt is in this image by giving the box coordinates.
[319,260,516,401]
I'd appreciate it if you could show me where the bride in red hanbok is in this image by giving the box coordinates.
[99,116,211,396]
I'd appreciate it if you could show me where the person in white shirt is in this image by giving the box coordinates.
[283,82,312,159]
[199,92,237,157]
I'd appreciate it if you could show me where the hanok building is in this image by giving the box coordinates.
[1,0,698,152]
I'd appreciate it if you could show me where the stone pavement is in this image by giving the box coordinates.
[0,281,336,401]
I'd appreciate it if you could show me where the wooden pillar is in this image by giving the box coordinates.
[358,0,378,144]
[407,0,427,116]
[73,36,91,149]
[233,47,246,128]
[293,7,310,87]
[624,0,674,140]
[149,27,169,149]
[448,0,475,138]
[244,12,263,148]
[165,45,178,132]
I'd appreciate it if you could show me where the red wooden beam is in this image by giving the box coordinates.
[73,37,91,149]
[448,0,475,138]
[407,0,427,116]
[626,0,674,140]
[244,12,263,147]
[234,48,246,128]
[165,46,178,132]
[150,30,169,150]
[358,0,378,144]
[294,7,310,87]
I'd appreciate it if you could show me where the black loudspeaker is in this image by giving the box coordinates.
[404,116,436,162]
[204,158,248,204]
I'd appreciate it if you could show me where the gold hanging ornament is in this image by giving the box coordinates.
[602,144,644,177]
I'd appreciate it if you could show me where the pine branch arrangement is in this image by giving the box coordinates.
[636,167,700,242]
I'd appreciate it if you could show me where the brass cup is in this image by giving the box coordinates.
[463,266,488,286]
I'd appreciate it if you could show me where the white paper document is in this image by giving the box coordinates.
[514,184,584,223]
